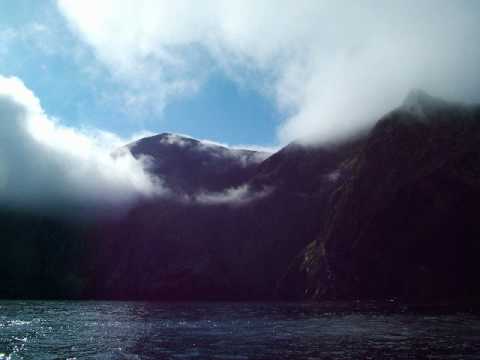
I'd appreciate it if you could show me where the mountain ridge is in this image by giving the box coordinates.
[2,90,480,302]
[126,132,270,195]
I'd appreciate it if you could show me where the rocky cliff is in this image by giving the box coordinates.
[281,90,480,301]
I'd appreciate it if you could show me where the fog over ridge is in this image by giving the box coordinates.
[0,75,164,216]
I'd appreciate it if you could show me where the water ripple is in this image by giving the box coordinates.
[0,301,479,359]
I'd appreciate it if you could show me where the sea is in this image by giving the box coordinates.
[1,301,479,359]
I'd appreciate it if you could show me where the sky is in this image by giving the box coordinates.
[1,1,480,147]
[1,0,480,214]
[0,0,280,147]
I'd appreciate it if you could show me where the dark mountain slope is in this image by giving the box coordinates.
[88,138,360,300]
[3,91,480,302]
[0,208,90,299]
[282,90,480,301]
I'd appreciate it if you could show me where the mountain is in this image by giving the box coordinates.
[280,90,480,301]
[87,133,354,299]
[2,90,480,302]
[88,140,341,300]
[126,133,269,194]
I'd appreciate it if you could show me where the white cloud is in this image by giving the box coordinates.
[0,75,164,216]
[57,0,480,144]
[158,133,192,147]
[172,135,258,153]
[152,132,273,164]
[196,138,277,156]
[195,184,273,206]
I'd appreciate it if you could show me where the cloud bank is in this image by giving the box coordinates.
[57,0,480,144]
[195,184,273,206]
[0,75,163,217]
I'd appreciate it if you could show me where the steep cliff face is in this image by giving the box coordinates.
[285,91,480,300]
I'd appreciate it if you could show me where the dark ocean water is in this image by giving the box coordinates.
[0,301,479,359]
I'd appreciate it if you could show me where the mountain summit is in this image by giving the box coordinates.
[401,89,458,120]
[126,133,270,194]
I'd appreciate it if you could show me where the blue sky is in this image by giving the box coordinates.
[0,0,281,147]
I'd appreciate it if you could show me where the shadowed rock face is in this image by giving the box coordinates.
[281,91,480,301]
